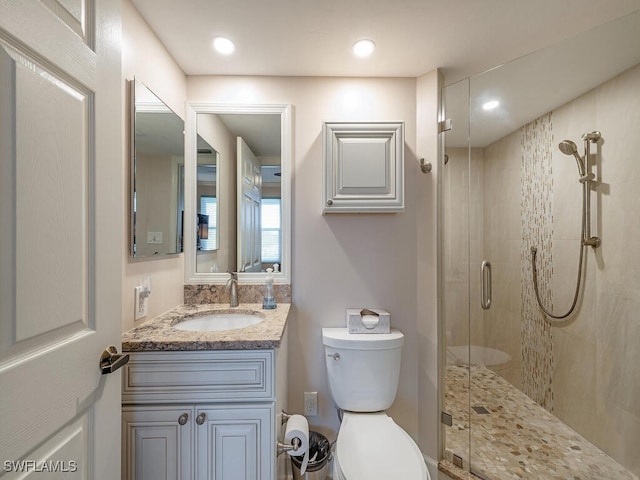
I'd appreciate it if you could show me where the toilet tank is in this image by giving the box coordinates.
[322,328,403,412]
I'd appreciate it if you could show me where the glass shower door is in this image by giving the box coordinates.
[465,70,523,479]
[441,77,472,472]
[443,12,640,480]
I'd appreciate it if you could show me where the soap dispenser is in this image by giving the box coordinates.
[262,268,276,310]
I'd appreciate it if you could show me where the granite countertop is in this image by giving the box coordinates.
[122,303,290,352]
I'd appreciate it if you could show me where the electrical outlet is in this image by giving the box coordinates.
[304,392,318,416]
[134,285,148,320]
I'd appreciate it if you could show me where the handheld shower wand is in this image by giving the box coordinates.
[558,140,585,176]
[531,131,601,321]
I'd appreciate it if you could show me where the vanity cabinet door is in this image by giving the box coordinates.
[195,404,273,480]
[122,406,193,480]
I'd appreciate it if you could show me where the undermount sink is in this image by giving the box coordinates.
[173,311,264,332]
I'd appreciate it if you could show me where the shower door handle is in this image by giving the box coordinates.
[481,260,492,310]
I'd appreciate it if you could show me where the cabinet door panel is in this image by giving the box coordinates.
[122,406,193,480]
[196,405,272,480]
[322,122,404,213]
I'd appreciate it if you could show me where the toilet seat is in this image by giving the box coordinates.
[334,412,430,480]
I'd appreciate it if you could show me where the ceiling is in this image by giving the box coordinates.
[130,0,640,82]
[217,114,281,157]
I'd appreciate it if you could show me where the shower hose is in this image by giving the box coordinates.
[530,192,586,321]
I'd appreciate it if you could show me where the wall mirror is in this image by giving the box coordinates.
[184,104,292,284]
[130,78,185,257]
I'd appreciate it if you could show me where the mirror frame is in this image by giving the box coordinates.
[184,103,292,284]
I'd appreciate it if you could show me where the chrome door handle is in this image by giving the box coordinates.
[100,346,130,374]
[481,260,492,310]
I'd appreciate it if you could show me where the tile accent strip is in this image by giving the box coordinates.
[520,112,554,410]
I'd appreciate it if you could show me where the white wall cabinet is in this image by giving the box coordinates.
[122,346,288,480]
[323,122,404,213]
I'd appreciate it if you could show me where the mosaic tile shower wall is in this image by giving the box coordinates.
[520,112,554,410]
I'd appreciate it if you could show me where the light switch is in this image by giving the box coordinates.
[147,231,163,244]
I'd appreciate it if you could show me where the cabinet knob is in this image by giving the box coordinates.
[326,200,333,206]
[196,412,207,425]
[178,413,189,426]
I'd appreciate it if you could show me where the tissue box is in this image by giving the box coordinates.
[346,308,390,334]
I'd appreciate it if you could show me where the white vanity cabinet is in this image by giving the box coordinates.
[122,346,288,480]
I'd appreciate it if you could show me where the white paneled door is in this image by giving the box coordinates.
[0,1,122,478]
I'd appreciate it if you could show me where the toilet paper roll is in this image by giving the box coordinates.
[285,414,309,474]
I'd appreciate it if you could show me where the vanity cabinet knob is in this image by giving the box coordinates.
[326,200,333,206]
[178,413,189,426]
[196,412,207,425]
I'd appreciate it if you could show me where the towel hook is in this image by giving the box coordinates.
[419,158,432,173]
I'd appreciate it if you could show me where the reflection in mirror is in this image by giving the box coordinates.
[196,136,219,268]
[130,78,184,257]
[185,104,291,284]
[195,113,281,274]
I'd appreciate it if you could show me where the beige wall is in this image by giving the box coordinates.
[121,0,186,331]
[550,63,640,474]
[187,74,441,459]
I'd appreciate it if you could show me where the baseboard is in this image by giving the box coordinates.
[423,453,439,478]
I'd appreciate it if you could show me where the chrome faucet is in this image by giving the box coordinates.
[226,272,239,307]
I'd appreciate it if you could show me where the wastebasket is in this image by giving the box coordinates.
[291,431,332,480]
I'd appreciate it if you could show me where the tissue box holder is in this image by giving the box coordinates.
[347,308,390,334]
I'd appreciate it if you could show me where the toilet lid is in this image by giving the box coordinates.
[336,412,429,479]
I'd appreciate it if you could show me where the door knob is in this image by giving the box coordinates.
[100,346,130,374]
[196,412,207,425]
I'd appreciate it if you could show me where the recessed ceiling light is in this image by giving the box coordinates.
[213,37,235,55]
[353,39,375,58]
[483,100,500,111]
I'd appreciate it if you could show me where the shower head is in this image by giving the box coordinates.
[558,140,578,156]
[558,140,585,176]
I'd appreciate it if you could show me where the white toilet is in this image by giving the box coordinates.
[322,328,431,480]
